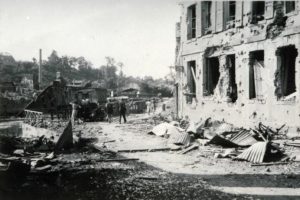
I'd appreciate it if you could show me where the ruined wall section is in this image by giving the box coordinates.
[177,1,300,131]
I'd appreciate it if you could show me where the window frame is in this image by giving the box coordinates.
[251,1,266,24]
[187,4,197,40]
[248,50,265,101]
[284,1,297,16]
[202,1,212,35]
[226,1,236,29]
[275,46,298,101]
[203,56,220,97]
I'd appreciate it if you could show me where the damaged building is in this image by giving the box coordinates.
[175,1,300,129]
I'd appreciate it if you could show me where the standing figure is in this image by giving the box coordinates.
[70,101,79,126]
[119,99,127,123]
[152,98,156,113]
[106,100,114,123]
[146,100,151,115]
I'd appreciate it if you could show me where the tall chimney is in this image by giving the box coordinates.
[39,49,42,89]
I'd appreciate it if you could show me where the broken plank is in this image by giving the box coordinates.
[103,140,116,144]
[251,162,289,167]
[97,158,139,162]
[285,143,300,147]
[179,144,199,154]
[90,144,118,154]
[117,147,171,153]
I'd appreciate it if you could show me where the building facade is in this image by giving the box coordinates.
[175,1,300,129]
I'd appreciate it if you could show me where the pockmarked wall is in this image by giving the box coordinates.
[175,1,300,133]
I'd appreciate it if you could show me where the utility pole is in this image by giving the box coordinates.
[39,49,42,90]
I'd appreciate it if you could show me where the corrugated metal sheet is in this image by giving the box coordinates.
[173,132,191,146]
[208,134,238,148]
[230,129,258,147]
[236,142,267,163]
[203,128,238,147]
[168,131,191,147]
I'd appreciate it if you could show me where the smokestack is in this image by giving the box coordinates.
[39,49,42,89]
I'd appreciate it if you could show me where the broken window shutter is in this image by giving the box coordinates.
[191,66,197,94]
[265,1,274,19]
[187,64,192,92]
[196,2,202,37]
[253,60,263,99]
[235,1,243,27]
[215,1,224,32]
[207,60,212,95]
[227,56,233,86]
[275,54,282,97]
[282,55,289,96]
[202,59,207,95]
[191,66,197,86]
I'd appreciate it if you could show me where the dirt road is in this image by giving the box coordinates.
[88,112,300,200]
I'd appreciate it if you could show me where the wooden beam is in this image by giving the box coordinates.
[191,67,197,84]
[97,158,139,162]
[251,162,289,167]
[117,147,171,153]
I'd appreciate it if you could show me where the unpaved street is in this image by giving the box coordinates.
[83,111,300,200]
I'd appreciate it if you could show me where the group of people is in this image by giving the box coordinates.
[145,98,157,115]
[105,99,127,124]
[70,97,159,125]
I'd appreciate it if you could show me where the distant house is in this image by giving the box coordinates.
[120,88,139,98]
[0,82,16,93]
[121,82,140,91]
[70,80,85,88]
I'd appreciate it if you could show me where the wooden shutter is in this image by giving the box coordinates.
[215,1,224,32]
[201,2,207,34]
[202,58,207,96]
[253,60,264,99]
[243,1,252,25]
[276,53,283,97]
[223,1,230,28]
[196,2,202,37]
[265,1,274,19]
[187,62,191,92]
[187,7,192,40]
[235,1,243,27]
[210,1,216,33]
[296,1,300,14]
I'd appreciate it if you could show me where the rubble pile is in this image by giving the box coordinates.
[0,121,118,193]
[149,118,290,164]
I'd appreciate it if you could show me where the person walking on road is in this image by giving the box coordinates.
[152,98,156,114]
[119,99,127,123]
[70,101,80,126]
[106,100,114,123]
[146,100,151,115]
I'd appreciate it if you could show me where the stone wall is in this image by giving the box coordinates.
[176,1,300,134]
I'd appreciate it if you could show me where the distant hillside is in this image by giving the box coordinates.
[0,51,175,97]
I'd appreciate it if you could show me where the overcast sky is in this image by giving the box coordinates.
[0,0,180,78]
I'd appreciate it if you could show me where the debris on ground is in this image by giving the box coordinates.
[146,116,290,164]
[236,142,268,163]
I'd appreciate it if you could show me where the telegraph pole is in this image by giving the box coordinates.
[39,49,42,90]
